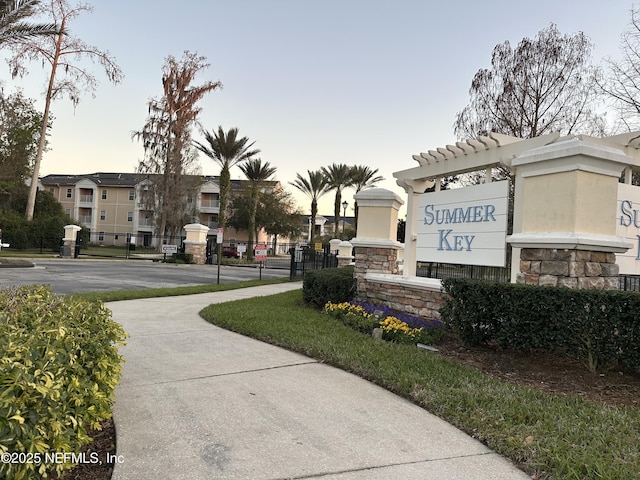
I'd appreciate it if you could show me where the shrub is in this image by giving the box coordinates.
[302,266,356,308]
[0,285,127,480]
[440,278,640,371]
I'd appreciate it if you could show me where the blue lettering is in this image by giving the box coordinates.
[438,229,452,250]
[459,207,471,223]
[485,204,496,222]
[464,235,475,251]
[424,204,434,225]
[637,235,640,260]
[620,200,633,227]
[438,230,475,251]
[422,204,497,226]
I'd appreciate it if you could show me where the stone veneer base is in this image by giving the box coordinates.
[516,248,620,290]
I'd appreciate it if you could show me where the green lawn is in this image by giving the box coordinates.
[200,290,640,480]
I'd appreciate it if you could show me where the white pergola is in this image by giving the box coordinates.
[393,131,640,277]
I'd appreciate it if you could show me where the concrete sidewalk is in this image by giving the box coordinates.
[108,283,530,480]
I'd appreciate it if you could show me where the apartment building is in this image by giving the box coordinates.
[40,172,276,247]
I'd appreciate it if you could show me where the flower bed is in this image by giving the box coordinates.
[323,300,443,345]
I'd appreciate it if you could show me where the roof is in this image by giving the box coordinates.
[41,172,141,187]
[40,172,280,190]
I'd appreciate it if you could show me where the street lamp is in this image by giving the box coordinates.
[341,200,348,240]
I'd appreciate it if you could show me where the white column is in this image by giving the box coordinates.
[396,179,433,277]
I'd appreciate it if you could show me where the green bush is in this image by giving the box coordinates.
[440,278,640,371]
[0,285,127,480]
[302,266,356,308]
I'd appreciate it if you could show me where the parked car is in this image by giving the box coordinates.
[222,247,240,258]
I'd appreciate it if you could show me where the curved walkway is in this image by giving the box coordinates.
[108,283,529,480]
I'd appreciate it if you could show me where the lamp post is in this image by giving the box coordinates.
[341,200,348,240]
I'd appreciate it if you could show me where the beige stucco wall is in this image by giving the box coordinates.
[521,170,618,236]
[357,206,398,240]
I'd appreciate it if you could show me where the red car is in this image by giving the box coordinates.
[222,247,240,258]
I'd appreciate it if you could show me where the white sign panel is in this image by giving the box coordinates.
[416,181,509,267]
[616,183,640,275]
[161,244,178,254]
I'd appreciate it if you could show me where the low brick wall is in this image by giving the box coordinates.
[357,273,448,320]
[353,246,400,297]
[517,248,619,290]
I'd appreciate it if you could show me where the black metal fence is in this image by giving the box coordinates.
[416,262,511,283]
[289,245,338,280]
[620,275,640,291]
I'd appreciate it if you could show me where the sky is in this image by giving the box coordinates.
[0,0,635,218]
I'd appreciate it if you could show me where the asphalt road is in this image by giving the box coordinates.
[0,258,290,295]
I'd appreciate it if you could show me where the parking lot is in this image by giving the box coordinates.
[0,258,289,295]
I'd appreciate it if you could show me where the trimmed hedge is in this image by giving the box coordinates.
[302,266,356,308]
[0,285,127,480]
[440,278,640,371]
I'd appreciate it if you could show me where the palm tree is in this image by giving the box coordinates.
[289,169,330,243]
[0,0,59,46]
[321,163,354,238]
[239,158,276,260]
[350,165,384,234]
[194,126,259,235]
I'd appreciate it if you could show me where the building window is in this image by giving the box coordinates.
[127,212,133,222]
[100,210,106,221]
[101,189,107,200]
[129,190,135,201]
[66,188,72,198]
[49,187,54,194]
[65,209,71,216]
[98,231,104,242]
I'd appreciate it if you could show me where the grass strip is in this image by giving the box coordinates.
[200,290,640,480]
[67,277,291,303]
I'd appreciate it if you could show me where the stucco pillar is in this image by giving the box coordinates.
[350,188,404,299]
[508,137,632,289]
[336,240,354,267]
[396,178,433,276]
[61,225,82,258]
[183,223,209,265]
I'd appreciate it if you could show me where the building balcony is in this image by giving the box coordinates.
[199,199,220,214]
[78,195,94,207]
[79,215,92,226]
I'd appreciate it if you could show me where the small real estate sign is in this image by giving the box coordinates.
[416,181,509,267]
[616,183,640,275]
[161,244,178,255]
[254,243,268,261]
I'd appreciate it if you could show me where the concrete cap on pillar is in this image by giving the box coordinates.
[354,188,404,241]
[63,224,82,241]
[183,223,210,243]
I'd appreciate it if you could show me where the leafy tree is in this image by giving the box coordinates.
[321,163,354,238]
[194,126,259,235]
[134,51,221,242]
[289,169,330,243]
[349,165,383,234]
[229,187,302,252]
[600,7,640,131]
[0,88,46,210]
[7,0,123,221]
[238,158,276,259]
[455,23,604,141]
[0,0,58,46]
